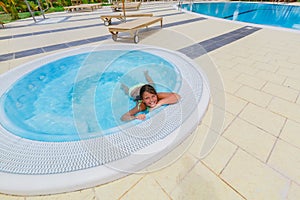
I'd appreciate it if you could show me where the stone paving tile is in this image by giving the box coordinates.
[221,149,290,200]
[219,68,241,82]
[187,124,210,159]
[277,67,300,80]
[253,60,279,73]
[222,79,242,94]
[0,40,12,55]
[235,85,273,108]
[268,97,300,123]
[121,175,170,200]
[234,54,256,64]
[200,104,213,127]
[201,104,233,133]
[268,139,300,184]
[26,188,94,200]
[274,58,298,70]
[223,118,277,162]
[255,70,286,85]
[202,136,237,175]
[8,37,46,53]
[209,49,237,67]
[287,56,300,66]
[224,93,248,115]
[94,174,143,200]
[209,58,234,70]
[284,77,300,91]
[239,103,286,137]
[0,194,24,200]
[151,153,198,195]
[262,82,299,102]
[170,18,242,43]
[235,73,266,90]
[232,62,259,75]
[171,161,244,200]
[287,182,300,200]
[0,62,10,74]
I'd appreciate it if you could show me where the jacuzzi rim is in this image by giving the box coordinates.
[0,44,210,195]
[0,44,184,142]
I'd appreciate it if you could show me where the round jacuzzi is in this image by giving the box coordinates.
[0,44,210,195]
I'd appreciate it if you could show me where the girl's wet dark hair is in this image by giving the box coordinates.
[140,84,157,99]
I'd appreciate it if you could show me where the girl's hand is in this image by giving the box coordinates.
[135,114,146,120]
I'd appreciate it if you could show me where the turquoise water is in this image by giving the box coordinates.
[0,50,180,142]
[182,2,300,30]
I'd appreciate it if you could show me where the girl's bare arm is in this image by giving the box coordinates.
[121,103,146,121]
[150,92,181,111]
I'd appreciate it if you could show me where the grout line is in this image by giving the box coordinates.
[92,187,97,200]
[265,136,279,164]
[117,175,145,200]
[219,146,239,175]
[200,158,247,200]
[153,178,173,200]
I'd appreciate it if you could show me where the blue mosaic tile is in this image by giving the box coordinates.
[67,40,90,47]
[164,17,206,28]
[43,44,69,52]
[0,36,12,40]
[179,26,261,58]
[33,30,51,35]
[15,48,44,59]
[0,53,14,61]
[13,33,33,38]
[86,35,111,43]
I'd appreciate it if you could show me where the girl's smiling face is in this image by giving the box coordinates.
[142,91,158,108]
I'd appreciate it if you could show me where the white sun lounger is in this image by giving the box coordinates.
[108,16,163,43]
[111,2,141,12]
[100,13,153,26]
[64,3,101,12]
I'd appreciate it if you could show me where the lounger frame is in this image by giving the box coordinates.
[108,17,163,43]
[111,2,141,12]
[100,13,153,26]
[64,3,102,12]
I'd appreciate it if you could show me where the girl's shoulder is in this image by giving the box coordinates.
[157,92,173,98]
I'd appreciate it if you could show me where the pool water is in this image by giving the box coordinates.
[0,50,180,142]
[182,2,300,30]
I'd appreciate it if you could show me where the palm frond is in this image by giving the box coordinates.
[0,2,9,13]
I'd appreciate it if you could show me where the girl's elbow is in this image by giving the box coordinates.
[121,115,127,121]
[174,93,181,102]
[121,113,131,121]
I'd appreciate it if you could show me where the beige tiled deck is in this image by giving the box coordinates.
[0,1,300,199]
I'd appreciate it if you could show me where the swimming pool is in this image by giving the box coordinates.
[182,2,300,30]
[0,44,210,195]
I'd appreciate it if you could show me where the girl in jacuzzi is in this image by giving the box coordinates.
[121,71,180,121]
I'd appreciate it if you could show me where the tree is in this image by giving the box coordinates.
[0,1,8,13]
[9,0,19,20]
[0,0,19,20]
